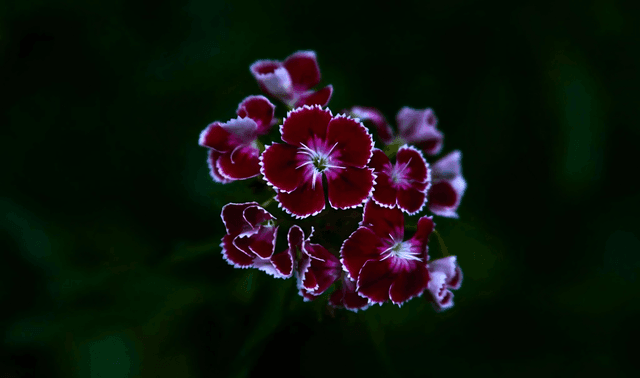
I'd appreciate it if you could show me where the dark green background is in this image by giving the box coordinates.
[2,0,638,376]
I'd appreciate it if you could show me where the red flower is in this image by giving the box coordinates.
[329,273,370,312]
[199,96,275,182]
[426,256,463,311]
[220,202,294,278]
[369,145,431,215]
[349,106,443,156]
[250,51,333,108]
[427,150,466,218]
[290,226,341,301]
[260,105,376,218]
[340,200,435,305]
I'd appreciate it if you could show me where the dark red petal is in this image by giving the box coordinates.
[428,177,466,218]
[294,85,333,107]
[248,225,278,259]
[276,175,325,219]
[368,149,391,173]
[217,145,260,180]
[260,143,304,192]
[340,227,384,281]
[199,118,258,152]
[405,216,434,261]
[389,265,429,305]
[396,145,429,184]
[243,205,274,228]
[305,243,340,295]
[372,172,397,208]
[397,187,427,215]
[236,95,275,135]
[341,275,370,311]
[270,248,294,278]
[357,259,395,303]
[428,181,457,207]
[361,200,404,241]
[326,167,375,210]
[283,51,321,91]
[280,105,332,146]
[207,150,232,184]
[329,290,344,307]
[326,115,373,168]
[287,225,304,251]
[221,235,254,268]
[250,60,293,100]
[350,106,394,144]
[199,122,233,152]
[221,202,259,236]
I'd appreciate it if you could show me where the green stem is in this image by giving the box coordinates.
[433,229,450,257]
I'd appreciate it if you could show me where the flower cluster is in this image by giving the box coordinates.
[200,51,467,311]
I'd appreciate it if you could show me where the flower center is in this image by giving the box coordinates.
[295,142,345,189]
[312,155,330,171]
[381,241,422,262]
[389,160,411,186]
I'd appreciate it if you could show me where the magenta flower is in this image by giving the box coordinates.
[260,105,376,218]
[340,200,435,305]
[199,96,276,182]
[250,51,333,108]
[220,202,294,278]
[426,256,463,311]
[369,146,431,215]
[427,150,466,218]
[349,106,443,156]
[290,226,341,301]
[329,273,370,312]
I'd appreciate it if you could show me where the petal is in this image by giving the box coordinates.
[368,149,392,173]
[329,275,370,312]
[304,243,341,295]
[426,271,449,304]
[389,265,430,305]
[221,235,254,268]
[280,105,333,147]
[260,143,304,192]
[247,225,278,259]
[270,248,294,278]
[431,150,462,180]
[406,215,435,261]
[350,106,394,144]
[236,95,275,134]
[427,176,466,218]
[220,202,260,236]
[396,145,429,184]
[207,150,232,184]
[428,256,462,290]
[276,174,325,219]
[339,227,384,281]
[395,107,443,155]
[294,85,333,107]
[250,60,293,100]
[326,167,375,210]
[283,50,321,91]
[361,200,404,241]
[242,205,274,228]
[199,118,258,152]
[372,172,398,208]
[397,187,427,215]
[217,145,261,180]
[357,259,395,303]
[326,115,373,168]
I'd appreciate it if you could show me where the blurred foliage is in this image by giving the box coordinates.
[1,0,639,377]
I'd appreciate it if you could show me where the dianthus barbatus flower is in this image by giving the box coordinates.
[260,105,376,219]
[369,146,431,215]
[329,273,370,312]
[426,256,463,311]
[250,51,333,108]
[427,150,467,218]
[220,202,294,278]
[289,226,341,301]
[349,106,443,156]
[199,96,275,181]
[340,200,435,305]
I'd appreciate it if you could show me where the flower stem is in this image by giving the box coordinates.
[433,229,450,257]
